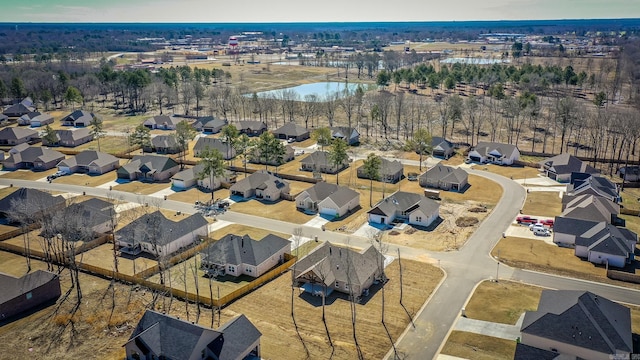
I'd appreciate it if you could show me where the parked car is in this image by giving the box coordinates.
[529,223,546,232]
[517,216,538,224]
[539,219,554,228]
[533,227,551,236]
[407,172,418,181]
[464,158,472,164]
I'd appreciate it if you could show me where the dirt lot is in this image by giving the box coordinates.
[230,197,314,224]
[80,242,157,276]
[440,331,516,360]
[73,136,130,154]
[521,191,563,218]
[383,201,489,251]
[219,258,443,360]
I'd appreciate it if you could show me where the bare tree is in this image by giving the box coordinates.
[289,227,310,357]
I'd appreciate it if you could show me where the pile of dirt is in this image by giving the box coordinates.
[389,230,401,236]
[469,206,488,213]
[404,227,417,235]
[456,216,479,227]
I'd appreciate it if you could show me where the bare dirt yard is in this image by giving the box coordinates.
[472,164,541,180]
[0,168,57,181]
[219,258,443,360]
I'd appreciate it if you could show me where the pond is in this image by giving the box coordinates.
[440,57,510,65]
[250,82,364,101]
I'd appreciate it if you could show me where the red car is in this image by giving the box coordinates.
[539,219,554,228]
[516,216,538,224]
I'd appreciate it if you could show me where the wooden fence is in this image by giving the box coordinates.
[607,269,640,284]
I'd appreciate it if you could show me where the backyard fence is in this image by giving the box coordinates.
[607,269,640,284]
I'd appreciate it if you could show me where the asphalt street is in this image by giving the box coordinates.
[2,170,640,360]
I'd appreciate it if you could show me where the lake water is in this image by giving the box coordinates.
[440,57,510,65]
[250,82,363,101]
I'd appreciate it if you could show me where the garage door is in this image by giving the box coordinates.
[320,208,338,217]
[172,180,187,189]
[470,156,481,162]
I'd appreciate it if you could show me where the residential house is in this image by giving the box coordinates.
[0,270,61,320]
[117,155,180,182]
[238,120,267,136]
[229,170,290,201]
[142,115,182,130]
[293,241,384,297]
[431,136,455,159]
[357,158,404,183]
[44,198,116,235]
[145,134,180,154]
[0,127,39,146]
[567,174,619,203]
[193,116,227,134]
[249,145,295,166]
[330,126,360,145]
[0,187,66,219]
[553,217,637,267]
[124,310,261,360]
[618,166,640,182]
[0,114,7,123]
[61,110,94,127]
[300,151,349,174]
[561,194,620,224]
[272,122,310,142]
[57,150,119,175]
[193,136,236,159]
[2,144,65,170]
[540,153,599,182]
[419,163,469,192]
[116,211,208,257]
[467,141,520,165]
[368,191,440,227]
[48,128,94,147]
[200,233,291,278]
[171,164,235,191]
[296,182,360,218]
[518,290,632,360]
[18,112,54,127]
[2,98,36,117]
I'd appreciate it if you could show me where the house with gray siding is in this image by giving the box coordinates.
[200,233,291,278]
[193,136,236,159]
[229,170,290,201]
[2,144,65,170]
[238,120,267,136]
[57,150,119,175]
[357,158,404,183]
[117,155,180,182]
[300,151,349,174]
[540,153,599,183]
[193,116,227,134]
[368,191,440,228]
[0,127,39,146]
[272,122,310,142]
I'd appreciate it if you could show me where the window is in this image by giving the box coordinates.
[26,292,32,300]
[345,284,349,291]
[335,281,340,288]
[415,216,422,222]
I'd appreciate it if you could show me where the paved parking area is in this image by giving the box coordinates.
[506,223,555,245]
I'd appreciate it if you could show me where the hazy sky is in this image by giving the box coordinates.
[1,0,639,22]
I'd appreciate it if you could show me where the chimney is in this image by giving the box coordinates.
[241,237,244,248]
[329,247,332,255]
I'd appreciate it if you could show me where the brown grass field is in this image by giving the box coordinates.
[472,164,541,180]
[112,181,170,195]
[230,198,314,224]
[52,171,118,187]
[521,191,563,218]
[79,242,157,276]
[621,187,640,212]
[441,331,517,360]
[209,223,290,242]
[493,237,640,289]
[73,136,130,154]
[0,168,58,181]
[465,280,543,325]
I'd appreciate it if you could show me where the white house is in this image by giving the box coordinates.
[116,211,208,257]
[467,141,520,165]
[295,182,360,218]
[367,191,440,227]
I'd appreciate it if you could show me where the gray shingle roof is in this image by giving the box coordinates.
[568,175,618,200]
[146,115,181,127]
[201,233,290,267]
[357,158,403,177]
[294,241,384,289]
[120,155,179,175]
[299,182,359,208]
[473,141,518,157]
[0,188,66,216]
[61,150,118,168]
[56,127,92,142]
[521,290,632,355]
[541,153,599,177]
[553,216,600,237]
[0,127,38,141]
[513,343,567,360]
[151,134,178,148]
[574,222,636,257]
[62,110,93,124]
[431,137,453,152]
[273,122,309,137]
[3,145,65,165]
[238,120,267,131]
[562,194,619,223]
[126,310,260,360]
[0,270,59,304]
[368,191,439,218]
[420,163,468,184]
[116,211,208,247]
[230,170,289,193]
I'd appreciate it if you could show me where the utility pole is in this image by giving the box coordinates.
[496,250,500,283]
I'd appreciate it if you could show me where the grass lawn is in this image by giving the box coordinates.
[402,173,502,207]
[73,136,130,154]
[209,223,289,241]
[0,186,18,199]
[220,259,444,360]
[492,237,640,289]
[465,280,543,325]
[168,187,210,204]
[0,168,57,181]
[230,198,314,224]
[621,187,640,212]
[112,181,170,195]
[472,164,541,180]
[53,171,118,187]
[521,191,563,218]
[440,331,517,360]
[79,242,157,276]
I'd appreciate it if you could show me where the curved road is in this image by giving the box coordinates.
[2,172,640,360]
